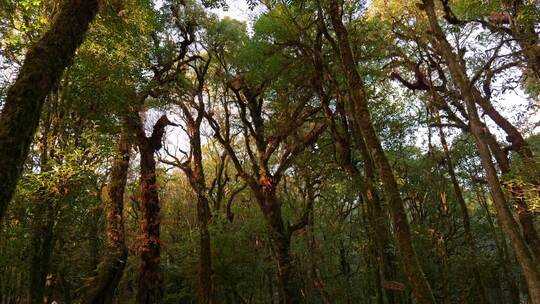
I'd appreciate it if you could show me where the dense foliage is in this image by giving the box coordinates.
[0,0,539,303]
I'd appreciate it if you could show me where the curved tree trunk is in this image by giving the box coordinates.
[351,122,401,304]
[326,1,435,303]
[84,132,130,304]
[0,0,101,219]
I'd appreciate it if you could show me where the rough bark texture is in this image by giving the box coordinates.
[326,1,435,303]
[84,132,130,304]
[133,115,176,304]
[181,119,214,304]
[258,186,300,304]
[423,0,540,260]
[353,132,400,304]
[421,1,540,301]
[0,0,101,219]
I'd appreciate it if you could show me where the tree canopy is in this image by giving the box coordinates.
[0,0,539,303]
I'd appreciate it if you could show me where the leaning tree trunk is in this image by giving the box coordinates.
[422,0,540,260]
[326,1,435,303]
[133,115,176,304]
[421,1,540,301]
[465,107,540,303]
[84,132,130,304]
[435,115,488,303]
[0,0,101,219]
[351,123,401,304]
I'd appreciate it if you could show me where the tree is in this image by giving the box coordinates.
[0,0,101,219]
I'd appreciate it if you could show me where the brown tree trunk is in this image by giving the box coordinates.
[258,186,300,304]
[422,1,540,301]
[351,123,400,304]
[197,194,213,304]
[476,187,520,304]
[0,0,101,219]
[435,117,489,303]
[137,141,162,304]
[190,129,214,304]
[176,95,214,304]
[84,132,130,304]
[326,1,435,303]
[132,115,176,304]
[422,0,540,261]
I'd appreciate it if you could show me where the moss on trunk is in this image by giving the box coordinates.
[0,0,101,219]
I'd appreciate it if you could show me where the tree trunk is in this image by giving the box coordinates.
[258,188,300,304]
[422,0,540,261]
[185,123,214,304]
[476,187,520,304]
[85,132,130,304]
[197,194,213,304]
[421,1,540,301]
[326,1,435,303]
[29,191,56,304]
[434,113,489,303]
[137,139,163,304]
[351,123,400,304]
[0,0,101,219]
[132,114,176,304]
[137,145,162,304]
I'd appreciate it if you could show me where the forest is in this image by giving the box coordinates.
[0,0,539,303]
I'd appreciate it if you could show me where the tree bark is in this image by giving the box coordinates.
[351,121,400,304]
[422,0,540,261]
[182,126,214,304]
[29,191,56,304]
[84,132,130,304]
[0,0,101,219]
[326,1,435,303]
[434,113,488,303]
[421,1,540,301]
[133,115,176,304]
[261,191,300,304]
[197,194,213,304]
